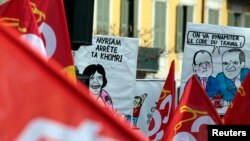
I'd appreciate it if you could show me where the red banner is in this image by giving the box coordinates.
[148,60,176,140]
[162,75,222,141]
[0,0,47,58]
[223,72,250,124]
[0,22,146,141]
[30,0,75,78]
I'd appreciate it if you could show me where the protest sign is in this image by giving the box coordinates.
[180,23,250,115]
[74,35,139,122]
[134,79,165,135]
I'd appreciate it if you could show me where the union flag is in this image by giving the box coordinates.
[30,0,76,79]
[223,72,250,124]
[0,21,147,141]
[162,75,222,141]
[0,0,47,58]
[148,60,176,141]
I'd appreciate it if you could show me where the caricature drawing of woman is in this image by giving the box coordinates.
[82,64,114,111]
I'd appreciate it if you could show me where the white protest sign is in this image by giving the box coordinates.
[134,79,165,135]
[180,23,250,114]
[74,35,139,121]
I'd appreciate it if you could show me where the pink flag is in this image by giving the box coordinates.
[162,75,222,141]
[223,72,250,124]
[148,60,176,141]
[0,21,147,141]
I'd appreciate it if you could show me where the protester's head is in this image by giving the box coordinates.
[75,65,89,85]
[222,48,245,79]
[192,50,213,77]
[82,64,107,95]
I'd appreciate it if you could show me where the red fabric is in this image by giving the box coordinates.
[223,72,250,124]
[148,60,176,141]
[0,0,47,58]
[30,0,75,76]
[0,22,146,141]
[162,75,222,141]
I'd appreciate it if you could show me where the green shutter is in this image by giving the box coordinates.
[243,12,250,28]
[97,0,110,34]
[228,12,235,26]
[228,12,243,27]
[175,5,184,53]
[154,1,166,49]
[133,0,138,37]
[121,0,129,36]
[187,6,193,22]
[208,9,219,25]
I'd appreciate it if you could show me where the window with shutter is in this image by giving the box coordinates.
[243,12,250,28]
[96,0,110,34]
[228,11,243,27]
[121,0,129,36]
[154,1,166,49]
[208,9,219,25]
[175,5,184,53]
[133,0,138,37]
[175,5,193,53]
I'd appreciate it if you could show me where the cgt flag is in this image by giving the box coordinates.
[30,0,76,78]
[148,60,176,141]
[162,75,222,141]
[0,22,147,141]
[0,0,47,58]
[223,72,250,124]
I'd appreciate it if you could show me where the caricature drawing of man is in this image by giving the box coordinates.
[216,48,250,104]
[192,50,220,98]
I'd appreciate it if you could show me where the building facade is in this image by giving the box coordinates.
[92,0,250,87]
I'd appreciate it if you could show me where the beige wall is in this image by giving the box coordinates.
[220,0,228,26]
[108,0,231,79]
[139,0,153,47]
[111,0,121,36]
[195,0,202,23]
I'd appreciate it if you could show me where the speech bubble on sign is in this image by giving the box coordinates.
[186,31,245,54]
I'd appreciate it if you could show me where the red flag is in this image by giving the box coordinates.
[0,22,147,141]
[223,72,250,124]
[30,0,75,78]
[148,60,176,141]
[162,75,222,141]
[0,0,47,58]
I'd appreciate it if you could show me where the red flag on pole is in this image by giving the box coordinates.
[162,75,222,141]
[0,0,47,59]
[0,21,147,141]
[148,60,176,141]
[30,0,76,78]
[223,72,250,124]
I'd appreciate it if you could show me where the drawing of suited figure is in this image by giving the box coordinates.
[216,48,250,104]
[192,50,221,98]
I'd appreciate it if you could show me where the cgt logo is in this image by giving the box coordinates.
[16,118,117,141]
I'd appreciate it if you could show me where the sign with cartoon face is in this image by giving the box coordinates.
[180,23,250,115]
[74,35,139,121]
[134,79,165,135]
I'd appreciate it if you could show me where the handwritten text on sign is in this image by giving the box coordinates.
[91,37,123,62]
[187,31,245,52]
